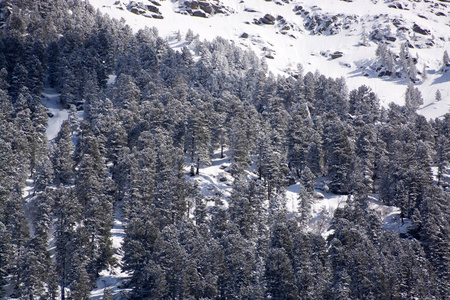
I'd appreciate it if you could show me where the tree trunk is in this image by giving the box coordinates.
[196,158,200,175]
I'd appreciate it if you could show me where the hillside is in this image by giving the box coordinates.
[1,0,450,299]
[90,0,450,119]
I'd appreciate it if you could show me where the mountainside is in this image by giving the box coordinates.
[2,0,450,299]
[91,0,450,119]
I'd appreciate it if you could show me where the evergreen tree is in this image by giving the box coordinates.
[404,82,423,112]
[323,113,355,194]
[349,85,380,123]
[0,222,11,298]
[264,248,298,300]
[443,50,450,69]
[54,186,82,300]
[435,135,450,186]
[185,106,212,175]
[53,120,74,185]
[435,89,442,102]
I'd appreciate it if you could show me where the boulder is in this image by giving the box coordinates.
[146,5,160,13]
[192,10,207,17]
[392,18,403,27]
[130,7,141,14]
[385,36,396,42]
[185,1,198,9]
[264,13,276,22]
[240,32,249,38]
[260,13,275,25]
[330,51,343,59]
[212,4,224,13]
[413,23,430,35]
[199,3,213,14]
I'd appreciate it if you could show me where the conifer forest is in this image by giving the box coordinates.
[0,0,450,299]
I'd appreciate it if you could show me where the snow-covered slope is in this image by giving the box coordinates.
[42,87,69,140]
[89,0,450,119]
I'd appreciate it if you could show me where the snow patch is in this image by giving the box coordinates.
[41,86,69,141]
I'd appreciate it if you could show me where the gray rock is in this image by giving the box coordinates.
[146,5,160,13]
[150,0,161,6]
[413,23,430,35]
[192,10,207,17]
[330,51,343,59]
[264,13,275,21]
[200,3,213,14]
[240,32,249,38]
[260,14,275,25]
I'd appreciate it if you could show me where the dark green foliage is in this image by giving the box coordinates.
[265,248,298,300]
[0,222,10,297]
[323,113,355,194]
[1,2,449,299]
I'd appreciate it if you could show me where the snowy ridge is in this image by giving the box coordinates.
[90,0,450,119]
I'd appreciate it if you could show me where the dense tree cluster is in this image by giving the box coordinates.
[0,0,450,299]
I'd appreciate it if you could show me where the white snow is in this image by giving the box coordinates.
[41,87,69,140]
[185,150,234,211]
[368,196,412,234]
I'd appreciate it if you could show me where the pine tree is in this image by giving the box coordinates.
[0,222,11,298]
[185,106,212,176]
[419,188,450,297]
[298,188,312,225]
[443,50,450,69]
[435,135,450,186]
[53,120,74,185]
[300,166,316,194]
[349,85,380,123]
[323,113,355,194]
[264,248,298,300]
[435,89,442,102]
[54,187,82,300]
[404,82,423,112]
